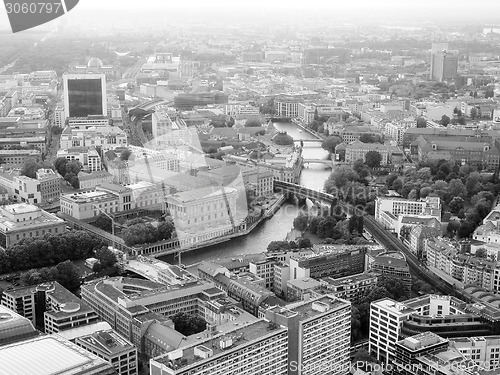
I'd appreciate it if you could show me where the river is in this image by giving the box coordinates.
[160,122,331,265]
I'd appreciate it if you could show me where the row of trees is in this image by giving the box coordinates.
[266,238,313,252]
[122,218,175,247]
[20,260,81,291]
[0,230,105,274]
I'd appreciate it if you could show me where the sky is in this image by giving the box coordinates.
[1,0,500,32]
[77,0,500,11]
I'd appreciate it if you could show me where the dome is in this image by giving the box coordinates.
[87,57,103,68]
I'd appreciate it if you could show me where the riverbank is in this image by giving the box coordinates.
[151,194,287,259]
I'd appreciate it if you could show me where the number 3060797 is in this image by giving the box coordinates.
[5,2,63,14]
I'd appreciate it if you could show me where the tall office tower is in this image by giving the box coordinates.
[430,50,458,82]
[63,73,107,118]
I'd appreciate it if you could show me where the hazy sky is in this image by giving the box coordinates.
[77,0,500,10]
[1,0,500,32]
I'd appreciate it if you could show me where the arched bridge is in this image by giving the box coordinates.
[274,180,360,216]
[274,180,335,203]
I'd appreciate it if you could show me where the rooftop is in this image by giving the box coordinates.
[77,329,135,356]
[154,320,286,371]
[0,335,114,375]
[372,298,415,315]
[288,295,351,321]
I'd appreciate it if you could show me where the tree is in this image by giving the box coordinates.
[386,174,398,189]
[172,312,207,336]
[54,157,68,176]
[377,276,410,301]
[407,189,418,201]
[324,166,359,193]
[391,178,403,193]
[351,306,363,343]
[359,134,376,143]
[54,260,81,291]
[20,159,43,179]
[364,151,382,168]
[94,214,112,232]
[157,219,175,241]
[475,248,487,258]
[321,136,342,154]
[470,107,478,120]
[297,237,312,248]
[449,197,465,215]
[448,179,467,200]
[293,213,309,232]
[466,172,481,196]
[309,216,322,234]
[317,217,338,239]
[66,161,82,175]
[440,115,450,126]
[120,149,132,161]
[272,132,293,145]
[95,246,117,268]
[416,117,427,128]
[245,117,262,127]
[485,88,495,98]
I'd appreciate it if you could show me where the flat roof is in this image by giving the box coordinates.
[288,295,350,321]
[0,335,113,375]
[155,320,285,370]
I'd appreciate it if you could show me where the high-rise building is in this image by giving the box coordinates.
[430,50,458,82]
[267,295,352,375]
[63,73,107,118]
[369,298,415,365]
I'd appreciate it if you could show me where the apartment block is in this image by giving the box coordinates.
[320,272,379,304]
[150,320,289,375]
[267,295,352,375]
[289,245,367,280]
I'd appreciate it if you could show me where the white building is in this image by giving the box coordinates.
[369,299,415,365]
[59,126,127,151]
[375,196,442,223]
